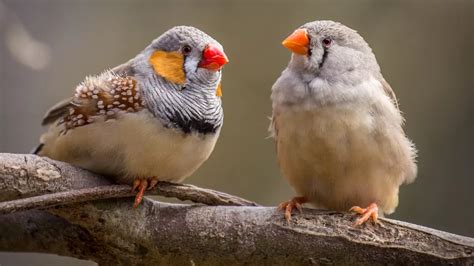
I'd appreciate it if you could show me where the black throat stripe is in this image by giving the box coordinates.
[169,111,221,134]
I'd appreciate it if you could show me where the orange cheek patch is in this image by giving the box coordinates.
[216,82,222,97]
[149,51,186,85]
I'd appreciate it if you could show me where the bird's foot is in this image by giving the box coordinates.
[278,196,307,222]
[349,203,381,226]
[131,177,159,208]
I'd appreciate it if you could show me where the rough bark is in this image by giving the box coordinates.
[0,153,257,211]
[0,153,473,265]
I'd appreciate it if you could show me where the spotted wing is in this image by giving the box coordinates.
[41,64,144,133]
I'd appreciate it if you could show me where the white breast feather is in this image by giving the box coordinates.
[39,110,219,184]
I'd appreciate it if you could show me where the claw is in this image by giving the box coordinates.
[294,201,303,212]
[278,196,307,223]
[350,203,380,226]
[131,177,161,208]
[133,179,148,208]
[148,177,159,190]
[131,178,141,193]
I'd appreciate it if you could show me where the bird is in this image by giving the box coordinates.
[34,26,229,207]
[270,20,417,225]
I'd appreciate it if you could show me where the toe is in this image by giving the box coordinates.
[354,212,371,226]
[349,206,366,214]
[284,205,292,222]
[133,179,148,208]
[351,203,380,226]
[279,197,307,222]
[278,201,289,211]
[131,177,141,192]
[148,177,159,190]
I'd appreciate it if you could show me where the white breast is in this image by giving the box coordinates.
[39,110,220,184]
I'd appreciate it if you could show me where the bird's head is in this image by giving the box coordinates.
[282,20,379,82]
[133,26,228,96]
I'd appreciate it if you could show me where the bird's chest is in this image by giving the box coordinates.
[45,110,220,182]
[116,111,220,181]
[274,105,378,197]
[276,105,375,156]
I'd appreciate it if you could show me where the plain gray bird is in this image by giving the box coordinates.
[270,20,417,225]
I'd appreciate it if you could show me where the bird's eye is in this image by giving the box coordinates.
[181,45,192,55]
[322,38,332,48]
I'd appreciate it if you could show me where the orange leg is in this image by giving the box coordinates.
[133,178,148,208]
[349,203,380,226]
[131,177,159,208]
[278,196,307,222]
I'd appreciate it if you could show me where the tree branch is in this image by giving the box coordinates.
[0,153,473,265]
[0,153,257,214]
[0,210,120,263]
[0,183,258,215]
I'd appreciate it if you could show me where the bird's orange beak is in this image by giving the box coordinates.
[282,28,309,55]
[198,44,229,71]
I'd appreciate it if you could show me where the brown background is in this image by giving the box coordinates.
[0,0,472,265]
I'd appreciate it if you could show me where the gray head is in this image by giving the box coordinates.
[131,26,228,134]
[282,20,380,84]
[133,25,228,90]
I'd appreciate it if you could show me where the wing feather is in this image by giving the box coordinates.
[40,63,143,132]
[379,77,399,110]
[41,97,75,126]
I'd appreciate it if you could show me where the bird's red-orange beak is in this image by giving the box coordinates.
[282,28,309,55]
[198,44,229,71]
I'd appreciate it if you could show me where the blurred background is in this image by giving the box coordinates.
[0,0,472,265]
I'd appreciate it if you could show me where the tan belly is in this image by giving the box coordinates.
[275,106,404,214]
[39,110,219,184]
